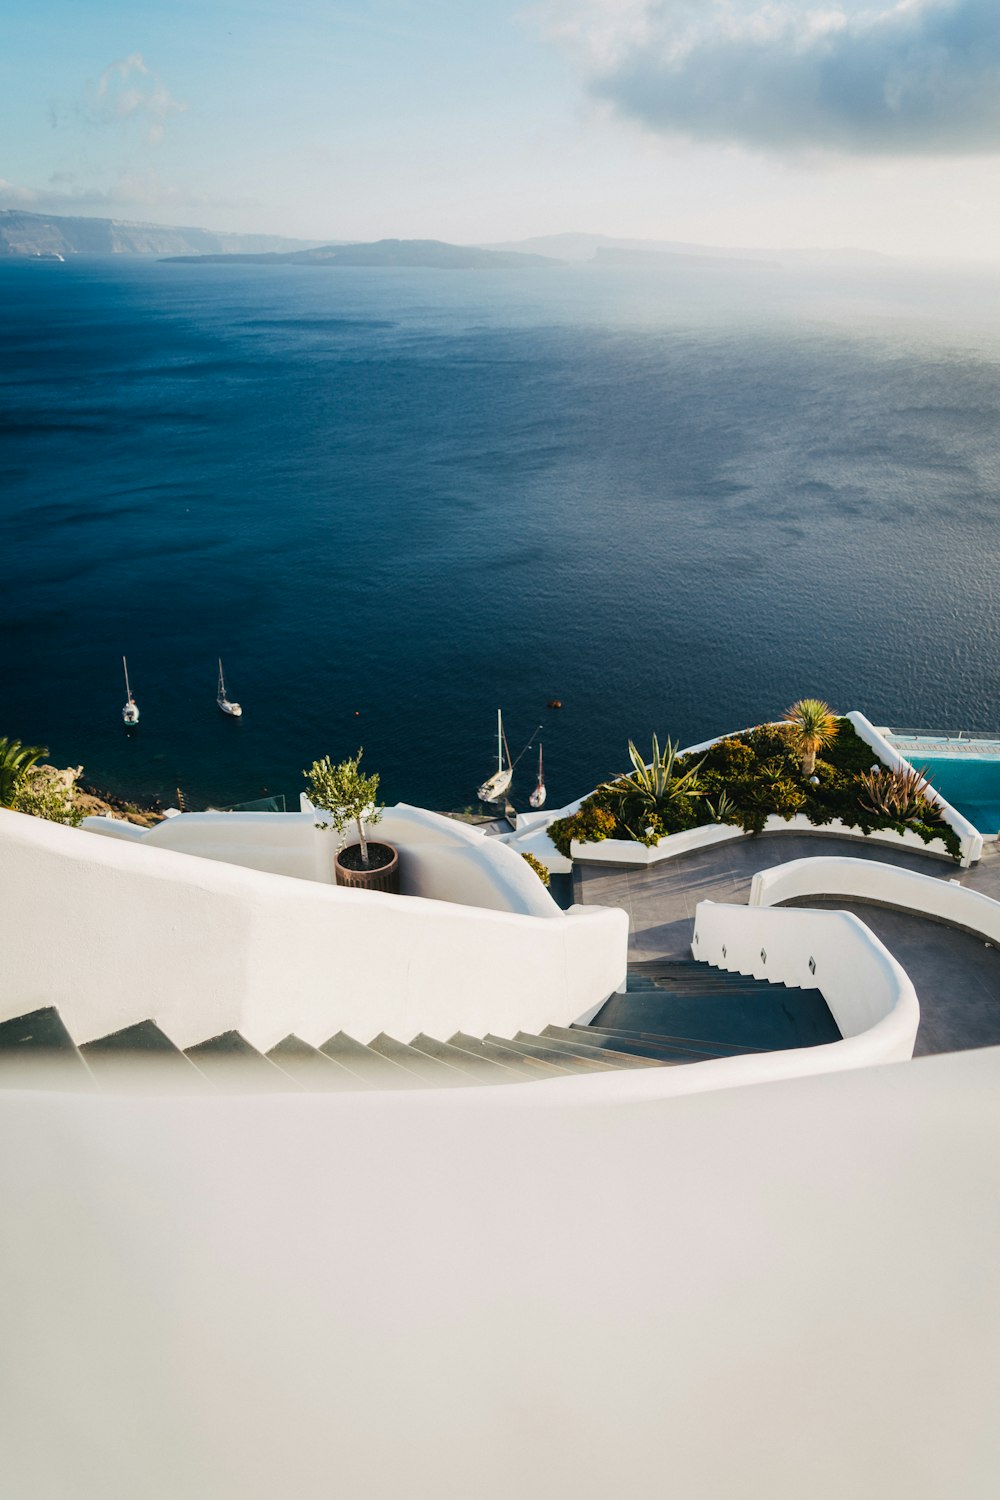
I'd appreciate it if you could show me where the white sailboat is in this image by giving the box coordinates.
[477,709,513,804]
[122,656,139,726]
[529,743,547,809]
[217,658,242,717]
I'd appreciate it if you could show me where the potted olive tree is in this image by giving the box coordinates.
[303,748,400,893]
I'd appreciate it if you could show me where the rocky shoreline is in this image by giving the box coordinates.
[75,775,164,828]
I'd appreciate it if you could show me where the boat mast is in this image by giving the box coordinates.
[218,657,225,696]
[497,708,503,774]
[122,655,132,702]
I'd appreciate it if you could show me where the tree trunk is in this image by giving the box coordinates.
[356,814,369,866]
[802,747,817,777]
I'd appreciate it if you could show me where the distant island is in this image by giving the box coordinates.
[161,238,560,270]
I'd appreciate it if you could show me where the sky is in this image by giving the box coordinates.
[3,0,1000,258]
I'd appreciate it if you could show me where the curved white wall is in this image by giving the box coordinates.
[569,813,958,867]
[85,802,559,919]
[691,900,919,1066]
[1,808,626,1051]
[751,854,1000,942]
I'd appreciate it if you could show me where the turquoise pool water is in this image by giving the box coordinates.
[912,754,1000,834]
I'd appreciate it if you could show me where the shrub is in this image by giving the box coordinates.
[548,801,618,859]
[10,764,85,827]
[521,851,551,887]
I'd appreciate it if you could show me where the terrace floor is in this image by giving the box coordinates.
[574,832,1000,1057]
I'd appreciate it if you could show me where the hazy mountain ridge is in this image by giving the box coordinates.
[0,210,322,259]
[162,239,560,269]
[483,232,892,268]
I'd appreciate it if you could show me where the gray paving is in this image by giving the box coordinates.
[574,832,1000,1056]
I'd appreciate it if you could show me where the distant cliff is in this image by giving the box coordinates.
[162,238,560,270]
[0,210,320,259]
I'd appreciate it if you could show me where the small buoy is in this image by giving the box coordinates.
[547,699,563,710]
[354,710,361,717]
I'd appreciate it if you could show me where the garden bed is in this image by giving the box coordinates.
[548,719,962,864]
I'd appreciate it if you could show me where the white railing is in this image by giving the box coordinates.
[750,854,1000,944]
[0,808,627,1052]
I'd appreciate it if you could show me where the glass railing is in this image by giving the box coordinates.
[207,793,288,813]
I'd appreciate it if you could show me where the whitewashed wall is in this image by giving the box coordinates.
[570,814,957,867]
[85,803,559,918]
[0,808,627,1051]
[751,854,1000,941]
[691,901,919,1065]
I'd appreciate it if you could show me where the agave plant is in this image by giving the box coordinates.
[858,764,933,824]
[704,788,738,825]
[783,699,839,777]
[0,737,48,807]
[601,734,705,810]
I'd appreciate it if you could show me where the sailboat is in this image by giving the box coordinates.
[217,659,242,717]
[529,743,547,809]
[477,709,513,804]
[121,656,139,727]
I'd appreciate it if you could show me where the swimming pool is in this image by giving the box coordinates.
[907,753,1000,835]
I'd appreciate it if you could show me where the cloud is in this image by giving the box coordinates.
[93,52,185,145]
[547,0,1000,156]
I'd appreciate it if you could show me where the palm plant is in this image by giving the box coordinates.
[0,737,48,807]
[782,699,839,777]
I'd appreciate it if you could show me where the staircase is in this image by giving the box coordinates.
[0,960,840,1093]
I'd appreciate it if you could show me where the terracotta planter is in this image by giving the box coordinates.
[334,840,400,894]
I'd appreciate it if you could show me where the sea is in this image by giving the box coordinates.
[2,253,1000,813]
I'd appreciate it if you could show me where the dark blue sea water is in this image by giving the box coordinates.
[3,255,1000,811]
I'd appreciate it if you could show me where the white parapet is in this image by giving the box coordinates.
[691,900,920,1068]
[1,807,627,1051]
[750,854,1000,943]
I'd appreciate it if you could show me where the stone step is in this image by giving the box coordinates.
[266,1035,371,1091]
[408,1033,513,1082]
[320,1031,430,1088]
[592,989,841,1052]
[629,961,792,990]
[488,1034,615,1073]
[0,1006,95,1090]
[81,1020,213,1093]
[629,971,792,992]
[185,1031,302,1091]
[367,1033,473,1086]
[539,1025,675,1067]
[577,1023,763,1060]
[449,1033,568,1079]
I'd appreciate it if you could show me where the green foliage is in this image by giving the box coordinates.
[0,737,48,806]
[555,716,962,862]
[521,851,551,887]
[859,764,934,824]
[548,802,619,859]
[304,748,383,867]
[9,765,85,827]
